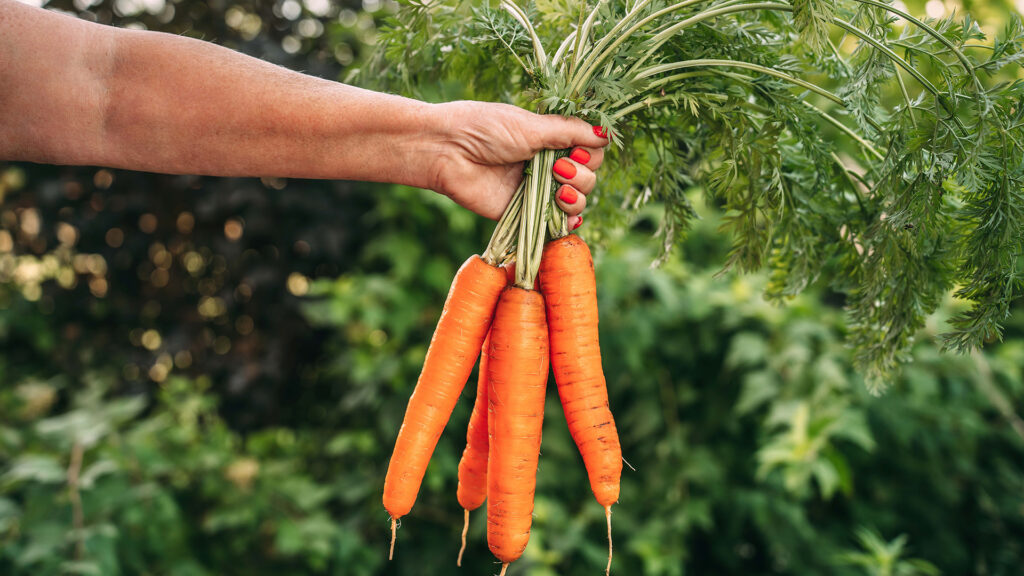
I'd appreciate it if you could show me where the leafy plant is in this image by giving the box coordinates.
[365,0,1024,392]
[837,528,941,576]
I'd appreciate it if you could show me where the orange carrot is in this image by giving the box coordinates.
[486,286,549,572]
[538,234,622,575]
[455,332,490,566]
[455,263,515,566]
[383,255,506,559]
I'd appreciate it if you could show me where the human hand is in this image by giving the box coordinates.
[426,101,608,228]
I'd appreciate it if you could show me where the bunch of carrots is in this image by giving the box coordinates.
[382,142,622,575]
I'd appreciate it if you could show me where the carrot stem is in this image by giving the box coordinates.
[546,149,571,239]
[389,517,397,560]
[484,182,525,266]
[515,149,556,289]
[458,508,470,567]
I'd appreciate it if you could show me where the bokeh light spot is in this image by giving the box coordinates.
[141,329,162,350]
[287,272,309,296]
[20,209,41,237]
[183,251,205,276]
[338,8,357,27]
[174,350,193,369]
[198,296,227,318]
[925,0,945,18]
[224,219,244,241]
[148,363,169,382]
[139,213,158,233]
[56,223,78,246]
[1,167,25,191]
[304,0,330,17]
[334,43,354,65]
[235,283,252,302]
[297,18,323,38]
[282,35,302,54]
[280,0,301,20]
[177,212,195,234]
[93,169,114,189]
[105,228,124,248]
[151,268,170,287]
[88,277,108,298]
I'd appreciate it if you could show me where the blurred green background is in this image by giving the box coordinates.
[2,0,1024,575]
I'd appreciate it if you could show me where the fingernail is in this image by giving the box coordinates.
[558,185,578,204]
[573,216,584,230]
[569,148,591,164]
[593,125,609,138]
[553,158,577,179]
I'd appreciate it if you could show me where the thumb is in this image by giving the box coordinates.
[530,113,609,151]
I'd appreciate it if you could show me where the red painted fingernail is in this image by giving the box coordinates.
[593,125,608,138]
[569,148,591,164]
[553,158,577,179]
[558,185,578,204]
[573,216,584,230]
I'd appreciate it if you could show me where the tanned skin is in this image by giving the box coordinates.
[0,0,608,223]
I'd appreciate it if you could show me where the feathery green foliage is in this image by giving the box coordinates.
[364,0,1024,392]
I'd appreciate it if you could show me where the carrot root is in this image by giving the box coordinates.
[539,235,623,508]
[486,287,548,565]
[458,508,470,567]
[499,563,509,576]
[457,334,492,512]
[605,505,613,576]
[383,255,506,520]
[389,517,397,560]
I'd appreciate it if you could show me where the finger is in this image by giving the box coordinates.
[554,184,587,217]
[568,146,604,171]
[568,215,584,231]
[552,157,596,195]
[530,114,610,151]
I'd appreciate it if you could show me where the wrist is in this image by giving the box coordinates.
[399,101,451,192]
[323,87,446,188]
[358,97,449,191]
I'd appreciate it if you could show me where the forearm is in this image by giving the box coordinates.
[0,1,441,186]
[101,29,441,185]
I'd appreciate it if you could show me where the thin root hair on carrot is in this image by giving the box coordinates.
[622,456,636,472]
[605,505,613,576]
[389,517,397,560]
[498,563,509,576]
[457,508,470,567]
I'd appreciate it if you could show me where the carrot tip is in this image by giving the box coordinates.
[457,508,470,567]
[605,505,613,576]
[389,517,397,561]
[499,563,509,576]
